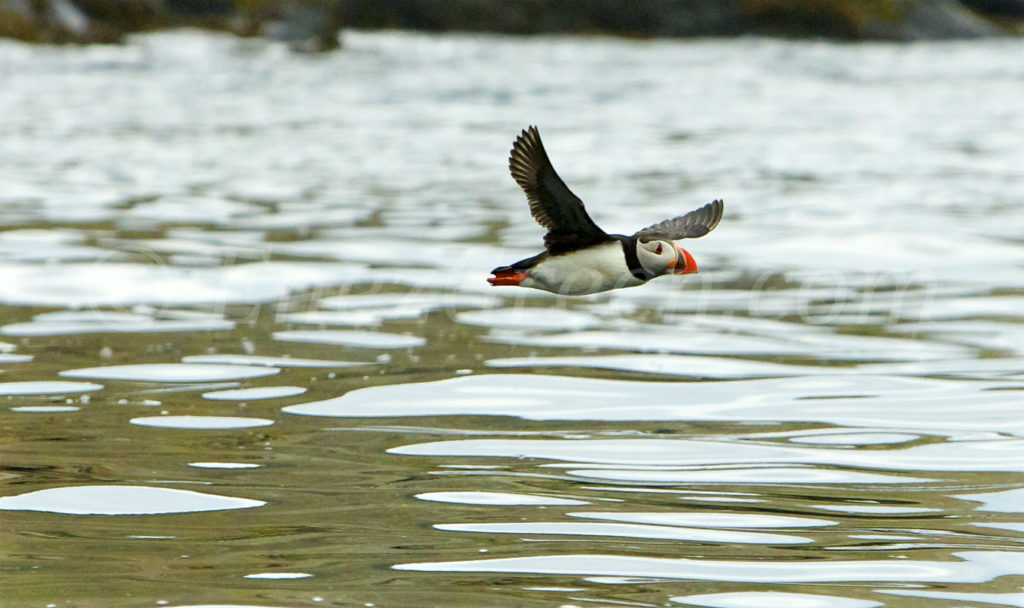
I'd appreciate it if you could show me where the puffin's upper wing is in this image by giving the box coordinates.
[633,199,724,241]
[509,126,611,255]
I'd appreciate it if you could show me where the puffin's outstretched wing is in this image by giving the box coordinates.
[633,199,724,242]
[509,126,611,255]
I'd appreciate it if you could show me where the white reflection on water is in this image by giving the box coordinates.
[60,363,280,382]
[130,415,274,429]
[457,308,601,331]
[0,380,103,395]
[955,488,1024,513]
[285,374,1024,438]
[242,572,312,580]
[391,436,1024,473]
[416,491,588,506]
[202,386,307,401]
[394,550,1024,583]
[181,354,372,368]
[487,353,835,379]
[0,353,32,363]
[435,521,811,544]
[562,467,934,485]
[485,323,972,361]
[0,485,265,515]
[0,261,368,307]
[671,591,881,608]
[878,589,1024,606]
[272,329,426,349]
[1,27,1023,608]
[188,462,261,469]
[569,512,836,528]
[1,310,234,337]
[10,405,80,413]
[814,504,941,515]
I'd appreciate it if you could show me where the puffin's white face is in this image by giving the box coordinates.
[637,239,698,276]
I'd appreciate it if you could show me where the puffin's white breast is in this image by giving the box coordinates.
[522,242,645,295]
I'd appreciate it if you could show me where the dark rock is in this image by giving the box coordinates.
[1,0,1020,45]
[0,0,40,42]
[742,0,1004,40]
[335,0,1016,40]
[164,0,234,17]
[866,0,1005,39]
[255,1,342,52]
[959,0,1024,17]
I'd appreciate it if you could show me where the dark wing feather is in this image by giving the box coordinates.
[633,199,724,241]
[509,126,610,255]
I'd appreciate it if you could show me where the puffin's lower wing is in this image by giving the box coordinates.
[634,199,724,241]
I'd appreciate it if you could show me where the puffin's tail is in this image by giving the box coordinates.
[488,268,528,286]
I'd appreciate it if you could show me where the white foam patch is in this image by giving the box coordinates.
[11,405,81,413]
[182,354,372,368]
[395,551,1024,583]
[568,512,836,529]
[130,416,274,430]
[435,522,810,544]
[0,381,104,396]
[456,308,601,331]
[487,354,832,379]
[415,492,588,506]
[0,485,265,515]
[282,373,1024,439]
[671,591,881,608]
[202,386,307,401]
[273,330,426,349]
[188,462,262,469]
[60,363,280,383]
[955,488,1024,513]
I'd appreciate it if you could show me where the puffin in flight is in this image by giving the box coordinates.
[489,126,724,295]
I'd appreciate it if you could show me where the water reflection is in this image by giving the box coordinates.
[671,591,882,608]
[0,485,265,515]
[0,27,1022,608]
[394,550,1024,583]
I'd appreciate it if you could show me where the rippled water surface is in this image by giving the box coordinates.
[1,29,1023,608]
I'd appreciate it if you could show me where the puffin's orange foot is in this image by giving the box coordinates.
[488,272,528,286]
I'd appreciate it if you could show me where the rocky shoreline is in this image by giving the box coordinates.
[2,0,1022,50]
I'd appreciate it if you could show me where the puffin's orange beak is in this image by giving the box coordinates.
[670,246,697,275]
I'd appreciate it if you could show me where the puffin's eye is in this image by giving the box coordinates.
[654,244,663,255]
